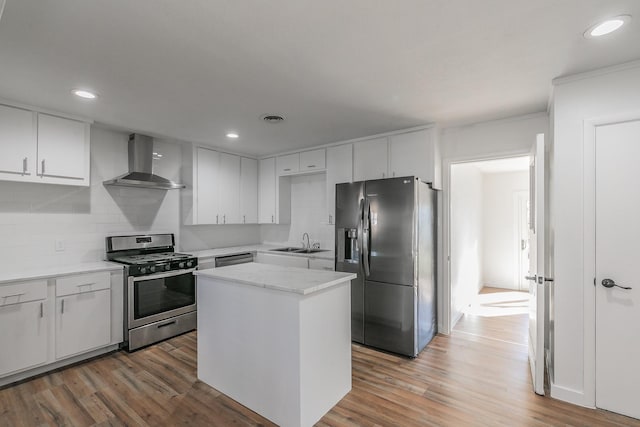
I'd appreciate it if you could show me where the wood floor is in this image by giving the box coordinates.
[2,288,639,426]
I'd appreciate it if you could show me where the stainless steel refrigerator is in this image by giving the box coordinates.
[335,176,436,357]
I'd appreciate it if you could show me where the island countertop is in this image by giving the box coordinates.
[194,262,356,295]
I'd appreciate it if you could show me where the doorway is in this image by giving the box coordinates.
[448,156,530,339]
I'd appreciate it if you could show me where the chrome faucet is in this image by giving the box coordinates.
[302,232,311,250]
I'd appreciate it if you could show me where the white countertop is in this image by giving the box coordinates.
[0,261,123,285]
[195,262,356,295]
[190,244,335,261]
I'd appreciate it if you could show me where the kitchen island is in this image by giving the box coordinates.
[194,262,356,427]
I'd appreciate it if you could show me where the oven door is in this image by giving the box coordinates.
[128,268,197,329]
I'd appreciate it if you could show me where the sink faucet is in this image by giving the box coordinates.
[302,233,311,250]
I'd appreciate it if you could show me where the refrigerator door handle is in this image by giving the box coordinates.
[362,198,371,277]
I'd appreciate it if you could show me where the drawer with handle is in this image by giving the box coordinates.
[0,280,47,307]
[56,271,110,297]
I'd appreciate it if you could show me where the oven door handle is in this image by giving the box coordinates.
[129,268,197,282]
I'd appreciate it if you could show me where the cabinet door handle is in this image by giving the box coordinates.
[329,214,333,224]
[61,299,65,314]
[216,214,219,224]
[41,159,46,175]
[243,215,246,224]
[392,172,396,177]
[307,165,316,168]
[223,214,226,224]
[382,172,385,178]
[2,292,26,300]
[284,168,291,171]
[271,215,274,223]
[23,157,28,174]
[40,302,44,318]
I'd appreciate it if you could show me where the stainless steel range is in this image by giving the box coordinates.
[106,233,198,351]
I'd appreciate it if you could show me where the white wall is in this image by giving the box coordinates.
[260,172,333,249]
[0,126,180,269]
[551,62,640,406]
[482,171,529,289]
[449,163,483,327]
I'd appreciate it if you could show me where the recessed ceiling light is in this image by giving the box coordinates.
[584,15,631,38]
[72,89,98,99]
[226,132,239,139]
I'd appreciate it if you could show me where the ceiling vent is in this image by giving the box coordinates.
[262,114,285,123]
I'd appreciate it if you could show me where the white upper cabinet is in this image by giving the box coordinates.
[0,104,90,186]
[0,105,35,178]
[351,129,441,188]
[187,147,259,225]
[37,114,89,182]
[196,147,220,224]
[276,153,300,175]
[259,157,277,224]
[218,152,241,224]
[389,129,431,179]
[300,149,326,172]
[240,157,258,224]
[389,129,441,188]
[353,137,388,181]
[326,144,352,224]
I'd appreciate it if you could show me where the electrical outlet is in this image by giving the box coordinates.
[55,239,65,252]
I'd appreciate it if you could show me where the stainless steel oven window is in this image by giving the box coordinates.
[127,269,196,329]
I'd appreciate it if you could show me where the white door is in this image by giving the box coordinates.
[258,157,276,224]
[527,133,545,395]
[326,144,353,225]
[218,152,241,224]
[595,120,640,419]
[37,114,88,180]
[353,137,388,181]
[196,147,220,224]
[0,104,36,177]
[240,157,258,224]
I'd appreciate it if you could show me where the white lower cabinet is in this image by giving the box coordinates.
[55,271,111,359]
[255,253,334,271]
[255,252,309,268]
[0,269,121,384]
[0,280,48,377]
[308,259,335,271]
[55,289,111,360]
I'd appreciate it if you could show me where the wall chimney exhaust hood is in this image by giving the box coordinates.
[103,134,185,190]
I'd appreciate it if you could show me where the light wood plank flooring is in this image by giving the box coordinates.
[2,288,639,426]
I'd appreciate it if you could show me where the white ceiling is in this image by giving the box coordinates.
[1,1,639,156]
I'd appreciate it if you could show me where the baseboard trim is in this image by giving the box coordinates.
[0,344,119,388]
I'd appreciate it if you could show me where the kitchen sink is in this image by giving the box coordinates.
[270,247,329,254]
[270,247,304,252]
[294,248,329,254]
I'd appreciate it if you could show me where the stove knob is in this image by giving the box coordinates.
[140,267,146,274]
[165,264,171,271]
[150,266,156,273]
[186,261,193,268]
[179,262,185,269]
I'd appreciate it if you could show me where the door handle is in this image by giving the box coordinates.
[601,278,632,290]
[362,198,371,277]
[525,275,537,281]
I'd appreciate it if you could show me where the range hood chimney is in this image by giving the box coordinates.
[103,134,184,190]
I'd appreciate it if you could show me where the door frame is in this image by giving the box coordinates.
[514,190,529,291]
[441,149,530,334]
[583,111,640,407]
